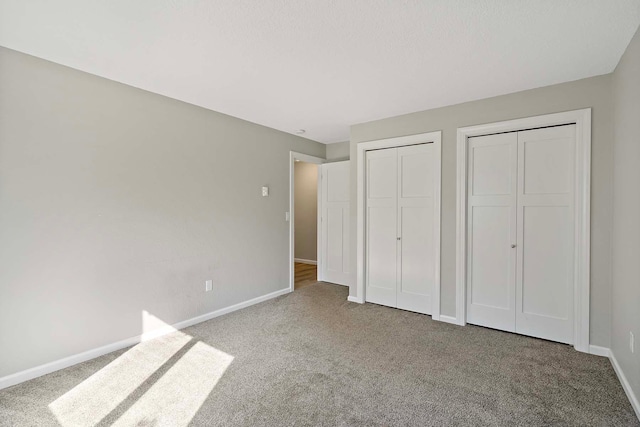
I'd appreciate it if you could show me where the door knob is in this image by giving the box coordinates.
[397,237,401,241]
[511,244,516,248]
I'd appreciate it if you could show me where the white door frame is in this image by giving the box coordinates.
[289,151,324,293]
[455,108,592,353]
[354,131,442,319]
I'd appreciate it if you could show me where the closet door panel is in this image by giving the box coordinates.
[521,206,572,319]
[469,206,513,309]
[466,133,518,331]
[516,125,575,344]
[471,142,513,197]
[400,204,433,295]
[365,148,398,307]
[522,134,573,195]
[396,144,435,314]
[400,149,433,198]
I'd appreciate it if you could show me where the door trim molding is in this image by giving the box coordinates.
[289,151,325,293]
[455,108,592,352]
[355,131,442,319]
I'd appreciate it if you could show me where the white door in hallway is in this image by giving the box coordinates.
[466,125,575,344]
[365,144,438,315]
[320,161,350,286]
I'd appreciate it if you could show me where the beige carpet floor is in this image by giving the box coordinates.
[0,282,637,426]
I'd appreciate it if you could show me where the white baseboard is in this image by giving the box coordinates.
[437,315,464,326]
[294,258,317,265]
[347,295,364,304]
[610,350,640,420]
[171,288,290,331]
[0,334,143,392]
[589,345,610,357]
[0,287,290,391]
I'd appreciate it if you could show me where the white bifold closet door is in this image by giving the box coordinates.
[320,161,350,286]
[467,124,576,344]
[365,144,436,315]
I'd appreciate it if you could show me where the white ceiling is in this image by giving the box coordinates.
[1,1,639,143]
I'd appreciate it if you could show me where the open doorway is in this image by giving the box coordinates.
[293,159,319,290]
[288,152,324,292]
[288,151,351,293]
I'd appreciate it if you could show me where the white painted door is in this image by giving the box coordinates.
[320,161,350,286]
[396,144,436,314]
[365,144,437,314]
[515,126,575,344]
[365,148,398,307]
[466,125,576,344]
[466,133,518,331]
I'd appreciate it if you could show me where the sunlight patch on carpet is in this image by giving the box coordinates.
[112,341,233,426]
[48,331,192,426]
[49,311,234,427]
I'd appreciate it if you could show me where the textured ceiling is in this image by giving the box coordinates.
[1,1,639,143]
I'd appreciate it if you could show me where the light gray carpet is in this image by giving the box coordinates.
[1,282,637,426]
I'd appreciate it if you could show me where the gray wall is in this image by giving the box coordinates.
[294,162,318,261]
[326,141,350,161]
[350,74,613,347]
[612,27,640,405]
[0,47,325,377]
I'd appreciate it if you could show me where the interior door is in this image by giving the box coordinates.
[365,148,398,307]
[515,125,575,344]
[396,144,436,315]
[320,161,350,286]
[466,132,518,331]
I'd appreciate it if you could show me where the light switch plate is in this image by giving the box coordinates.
[262,186,269,197]
[205,280,213,292]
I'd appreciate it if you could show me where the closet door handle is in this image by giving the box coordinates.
[397,237,401,241]
[511,244,516,248]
